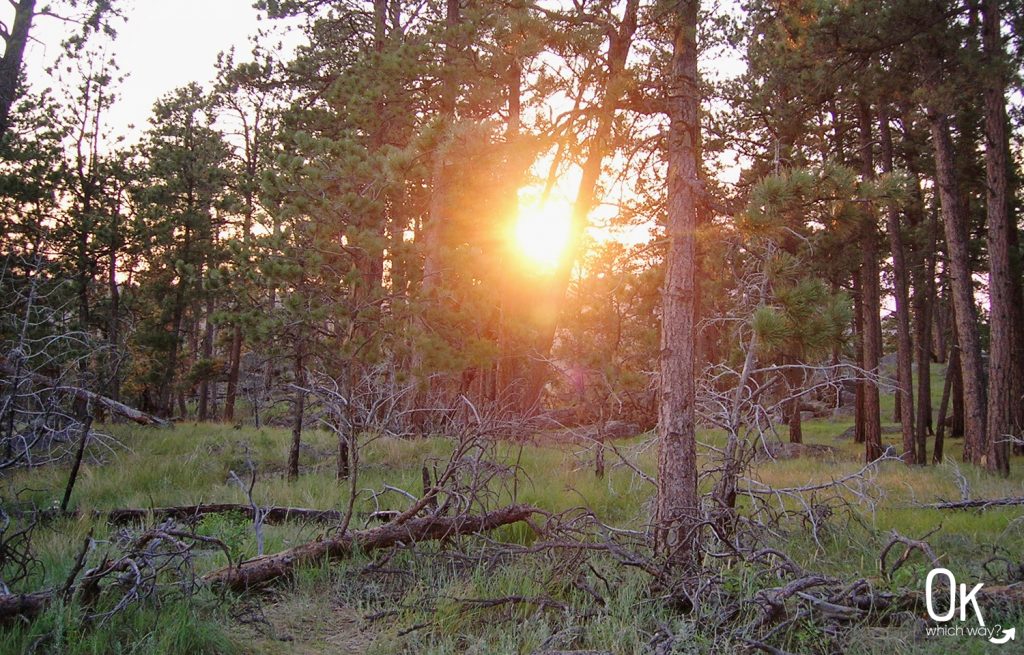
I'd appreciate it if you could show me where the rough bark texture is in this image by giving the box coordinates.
[928,111,988,463]
[0,591,49,625]
[204,504,536,592]
[981,0,1012,476]
[0,0,36,140]
[857,101,883,462]
[934,350,955,464]
[655,0,700,567]
[224,325,242,422]
[877,106,916,464]
[853,274,866,444]
[912,189,937,462]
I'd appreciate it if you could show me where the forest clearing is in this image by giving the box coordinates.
[3,0,1024,652]
[2,369,1023,654]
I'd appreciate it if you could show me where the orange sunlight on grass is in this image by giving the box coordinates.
[513,197,573,271]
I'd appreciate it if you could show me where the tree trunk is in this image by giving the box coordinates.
[337,434,350,481]
[788,398,803,444]
[655,0,700,568]
[288,340,306,482]
[1009,221,1024,456]
[932,297,948,363]
[224,325,242,422]
[900,107,936,459]
[198,298,215,422]
[914,211,938,460]
[785,363,803,444]
[60,417,93,512]
[951,342,965,438]
[857,101,883,462]
[420,0,460,298]
[521,0,640,412]
[853,273,866,444]
[107,221,121,403]
[981,0,1012,476]
[934,349,957,464]
[878,105,916,464]
[928,110,987,463]
[0,0,36,140]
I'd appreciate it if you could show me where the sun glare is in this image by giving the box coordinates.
[514,199,573,271]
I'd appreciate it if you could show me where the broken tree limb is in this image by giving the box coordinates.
[0,591,51,624]
[923,497,1024,510]
[0,359,169,427]
[203,504,538,592]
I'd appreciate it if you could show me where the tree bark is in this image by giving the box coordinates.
[224,325,242,422]
[288,339,306,482]
[877,105,916,464]
[655,0,700,568]
[0,0,36,140]
[934,348,957,464]
[204,504,536,592]
[60,417,93,512]
[928,110,988,463]
[981,0,1012,475]
[853,273,866,444]
[785,364,803,444]
[909,163,938,461]
[198,298,215,421]
[857,101,883,462]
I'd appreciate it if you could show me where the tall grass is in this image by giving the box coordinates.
[1,369,1022,655]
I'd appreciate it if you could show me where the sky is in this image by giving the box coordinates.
[15,0,299,141]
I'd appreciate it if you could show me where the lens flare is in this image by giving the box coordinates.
[514,199,573,271]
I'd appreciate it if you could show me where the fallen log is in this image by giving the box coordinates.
[0,591,51,624]
[204,503,538,592]
[923,497,1024,510]
[0,504,539,623]
[0,359,169,427]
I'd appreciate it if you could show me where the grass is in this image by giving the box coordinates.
[1,366,1023,654]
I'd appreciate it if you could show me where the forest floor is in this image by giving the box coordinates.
[2,365,1023,654]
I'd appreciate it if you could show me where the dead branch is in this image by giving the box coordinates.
[0,525,228,625]
[0,590,50,624]
[879,529,941,579]
[0,358,168,427]
[204,504,538,592]
[922,497,1024,510]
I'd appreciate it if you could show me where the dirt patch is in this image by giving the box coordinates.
[232,594,375,654]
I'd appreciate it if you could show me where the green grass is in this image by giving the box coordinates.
[2,368,1023,654]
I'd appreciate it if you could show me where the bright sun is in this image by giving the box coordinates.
[514,198,573,271]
